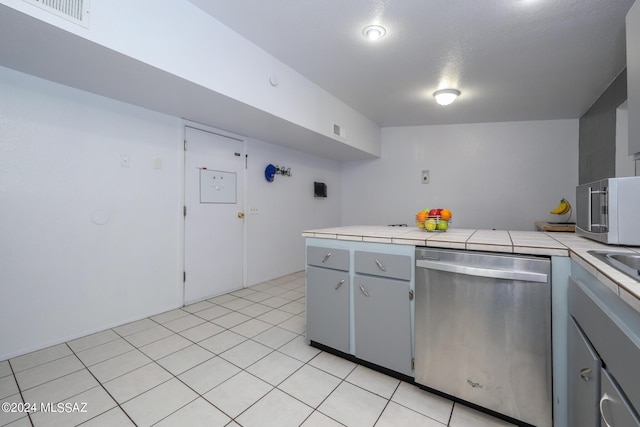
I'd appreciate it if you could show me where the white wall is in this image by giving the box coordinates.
[0,66,183,359]
[341,120,579,231]
[0,66,344,360]
[245,140,341,286]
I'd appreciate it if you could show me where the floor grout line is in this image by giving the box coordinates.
[2,273,513,427]
[62,341,139,427]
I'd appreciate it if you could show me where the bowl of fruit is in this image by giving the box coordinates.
[416,208,452,232]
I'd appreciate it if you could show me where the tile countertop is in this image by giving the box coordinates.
[301,225,640,311]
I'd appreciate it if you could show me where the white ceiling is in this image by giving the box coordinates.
[187,0,634,127]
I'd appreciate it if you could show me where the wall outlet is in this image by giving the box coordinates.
[120,154,130,168]
[249,207,259,215]
[421,170,430,184]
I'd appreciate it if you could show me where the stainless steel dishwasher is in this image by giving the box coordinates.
[414,248,552,427]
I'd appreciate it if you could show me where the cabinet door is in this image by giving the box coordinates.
[568,317,601,427]
[600,369,640,427]
[627,1,640,157]
[354,274,412,376]
[306,266,350,353]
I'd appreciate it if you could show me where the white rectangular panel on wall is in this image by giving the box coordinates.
[200,169,236,204]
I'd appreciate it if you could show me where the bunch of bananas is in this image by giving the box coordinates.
[550,198,571,215]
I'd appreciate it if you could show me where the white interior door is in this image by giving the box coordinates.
[184,126,245,304]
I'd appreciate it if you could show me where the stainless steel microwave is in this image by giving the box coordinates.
[576,177,640,245]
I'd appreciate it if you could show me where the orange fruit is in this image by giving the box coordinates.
[416,211,428,222]
[440,209,452,220]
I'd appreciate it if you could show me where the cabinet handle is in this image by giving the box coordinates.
[359,284,370,297]
[321,253,332,263]
[375,259,387,271]
[335,279,345,290]
[580,368,592,382]
[599,393,614,427]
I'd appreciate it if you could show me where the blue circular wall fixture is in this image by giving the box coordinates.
[265,164,277,182]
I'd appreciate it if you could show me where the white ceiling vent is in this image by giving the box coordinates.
[332,123,346,139]
[24,0,90,28]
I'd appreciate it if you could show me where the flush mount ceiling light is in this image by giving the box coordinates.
[433,88,461,106]
[362,25,386,41]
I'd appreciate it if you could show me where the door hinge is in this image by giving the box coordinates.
[183,205,187,217]
[183,139,188,151]
[409,289,414,300]
[183,271,186,283]
[411,358,415,370]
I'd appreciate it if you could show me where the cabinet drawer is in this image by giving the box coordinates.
[307,246,350,271]
[354,251,411,281]
[600,369,640,427]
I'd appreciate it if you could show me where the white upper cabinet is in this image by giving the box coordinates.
[627,0,640,158]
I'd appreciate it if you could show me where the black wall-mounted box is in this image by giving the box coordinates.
[314,182,327,198]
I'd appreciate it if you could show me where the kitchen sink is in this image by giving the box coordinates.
[588,250,640,282]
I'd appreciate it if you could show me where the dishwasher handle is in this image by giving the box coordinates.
[416,259,548,283]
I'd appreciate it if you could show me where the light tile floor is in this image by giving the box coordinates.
[0,271,515,427]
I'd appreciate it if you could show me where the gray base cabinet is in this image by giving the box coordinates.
[306,266,350,353]
[567,317,601,427]
[354,274,412,376]
[569,261,640,427]
[305,239,415,378]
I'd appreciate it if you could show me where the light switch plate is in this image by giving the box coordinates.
[421,170,430,184]
[153,156,163,170]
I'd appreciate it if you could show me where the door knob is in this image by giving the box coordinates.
[237,212,245,218]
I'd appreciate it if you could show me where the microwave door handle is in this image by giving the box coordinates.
[587,186,592,231]
[602,186,608,231]
[588,187,607,230]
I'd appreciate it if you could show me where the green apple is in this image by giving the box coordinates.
[437,220,449,231]
[425,219,437,231]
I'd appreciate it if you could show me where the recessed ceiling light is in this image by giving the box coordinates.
[362,25,386,41]
[433,89,461,106]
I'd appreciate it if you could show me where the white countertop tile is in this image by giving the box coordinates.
[426,229,476,242]
[467,229,511,245]
[392,238,431,246]
[621,287,640,312]
[509,231,569,257]
[423,229,473,250]
[390,229,429,246]
[465,229,512,252]
[362,236,394,244]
